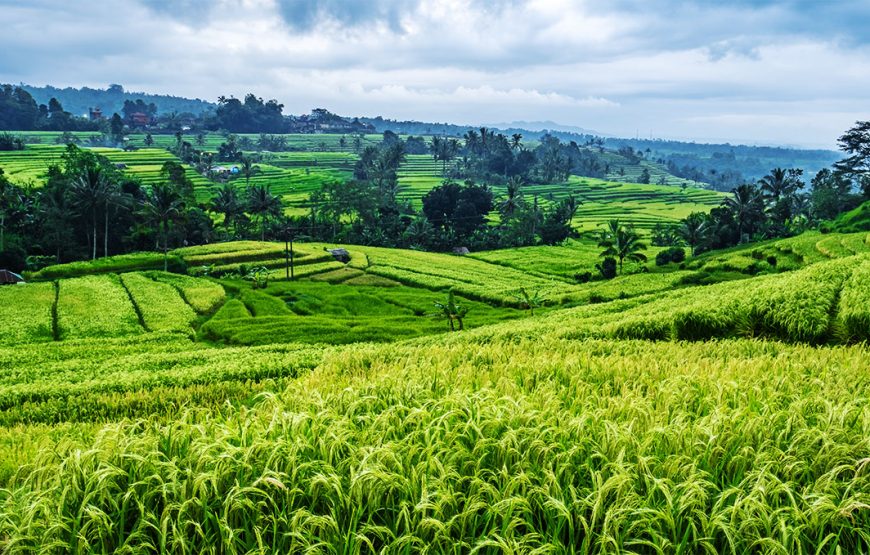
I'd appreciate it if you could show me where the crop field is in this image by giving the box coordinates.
[0,144,209,191]
[1,230,870,551]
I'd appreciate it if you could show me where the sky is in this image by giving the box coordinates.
[1,0,868,149]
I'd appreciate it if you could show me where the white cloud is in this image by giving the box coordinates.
[0,0,868,147]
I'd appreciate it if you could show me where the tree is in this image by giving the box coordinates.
[433,289,468,331]
[140,182,183,271]
[144,133,154,147]
[511,133,523,150]
[638,168,651,184]
[71,165,111,260]
[834,120,870,179]
[680,212,708,256]
[724,184,765,242]
[246,184,282,241]
[758,167,804,227]
[598,220,647,274]
[109,113,125,145]
[239,156,261,187]
[430,136,460,176]
[211,183,241,233]
[499,175,525,219]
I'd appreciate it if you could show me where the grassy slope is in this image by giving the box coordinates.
[1,244,869,550]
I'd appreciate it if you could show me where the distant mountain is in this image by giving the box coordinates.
[20,84,215,117]
[485,120,607,136]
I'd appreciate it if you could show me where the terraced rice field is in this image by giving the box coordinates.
[0,144,209,190]
[1,233,869,552]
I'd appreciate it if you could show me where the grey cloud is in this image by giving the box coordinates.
[275,0,422,33]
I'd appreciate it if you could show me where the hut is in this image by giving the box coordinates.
[0,270,24,285]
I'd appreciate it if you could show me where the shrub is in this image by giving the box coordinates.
[596,257,617,279]
[573,271,592,283]
[656,247,686,266]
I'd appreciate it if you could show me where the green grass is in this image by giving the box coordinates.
[201,279,525,346]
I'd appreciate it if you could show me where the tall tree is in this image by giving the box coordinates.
[680,212,708,256]
[211,183,241,233]
[246,184,282,241]
[70,165,110,260]
[140,183,183,271]
[239,156,261,187]
[724,184,765,242]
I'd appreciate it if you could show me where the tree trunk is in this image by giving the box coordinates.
[92,211,97,260]
[104,204,109,258]
[0,214,5,252]
[290,238,294,279]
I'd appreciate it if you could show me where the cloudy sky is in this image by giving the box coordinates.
[2,0,868,148]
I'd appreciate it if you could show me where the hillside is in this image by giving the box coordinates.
[20,84,214,117]
[1,230,869,551]
[0,132,723,227]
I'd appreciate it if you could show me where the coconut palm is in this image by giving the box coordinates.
[598,220,647,275]
[680,212,709,256]
[211,183,241,233]
[239,156,261,187]
[499,176,525,219]
[511,133,523,150]
[246,184,282,241]
[725,184,765,242]
[70,165,110,260]
[141,182,183,271]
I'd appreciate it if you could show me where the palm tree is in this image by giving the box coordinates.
[758,167,801,204]
[246,184,282,241]
[598,220,647,275]
[141,182,183,271]
[758,167,803,226]
[725,184,765,242]
[511,133,523,150]
[70,165,110,260]
[239,156,261,187]
[680,212,708,256]
[433,289,469,331]
[101,181,126,258]
[211,183,241,233]
[38,180,74,262]
[499,175,525,219]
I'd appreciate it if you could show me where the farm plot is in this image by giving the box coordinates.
[0,282,56,346]
[56,275,142,340]
[119,273,197,334]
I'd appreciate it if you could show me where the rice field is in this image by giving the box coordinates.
[2,124,869,554]
[1,231,870,551]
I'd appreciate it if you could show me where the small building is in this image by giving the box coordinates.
[452,247,470,256]
[129,112,151,126]
[327,248,351,263]
[88,107,104,121]
[0,270,24,285]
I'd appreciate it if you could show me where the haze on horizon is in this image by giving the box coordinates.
[2,0,868,149]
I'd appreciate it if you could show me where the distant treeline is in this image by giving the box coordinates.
[21,84,214,118]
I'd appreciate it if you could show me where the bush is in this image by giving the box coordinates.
[0,133,25,151]
[573,271,592,283]
[655,247,686,266]
[596,257,617,279]
[766,255,777,267]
